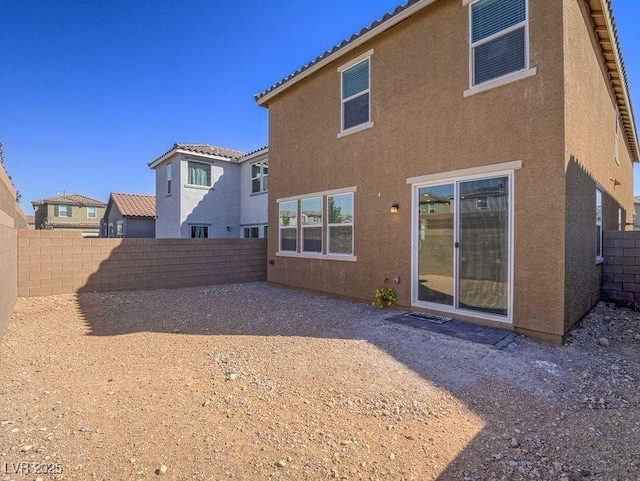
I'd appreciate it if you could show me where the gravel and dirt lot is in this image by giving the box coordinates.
[1,282,639,480]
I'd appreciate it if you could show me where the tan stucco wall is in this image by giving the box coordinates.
[266,0,569,339]
[562,0,635,332]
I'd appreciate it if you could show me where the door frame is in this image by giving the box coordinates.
[410,167,516,324]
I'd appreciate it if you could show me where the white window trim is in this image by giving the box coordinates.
[251,160,268,194]
[301,197,323,254]
[327,193,355,257]
[243,226,262,239]
[340,55,372,134]
[277,186,357,204]
[406,160,522,185]
[466,0,533,95]
[596,188,603,264]
[87,207,97,219]
[190,224,210,238]
[186,161,212,188]
[58,205,69,217]
[278,201,298,253]
[167,162,173,194]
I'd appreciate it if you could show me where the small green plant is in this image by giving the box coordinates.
[373,287,397,308]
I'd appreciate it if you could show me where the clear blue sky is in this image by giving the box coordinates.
[1,0,639,213]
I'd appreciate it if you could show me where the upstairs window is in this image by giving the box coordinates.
[188,161,211,187]
[57,204,70,217]
[251,160,268,194]
[87,206,96,219]
[167,162,172,194]
[341,57,370,131]
[470,0,528,86]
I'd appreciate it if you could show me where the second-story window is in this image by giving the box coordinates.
[470,0,528,86]
[57,204,70,217]
[167,162,172,194]
[251,160,268,194]
[341,57,370,131]
[188,161,211,187]
[87,206,96,219]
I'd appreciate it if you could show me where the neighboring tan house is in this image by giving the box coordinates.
[254,0,638,343]
[31,194,107,237]
[149,143,268,239]
[102,193,156,238]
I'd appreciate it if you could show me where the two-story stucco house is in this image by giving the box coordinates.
[31,194,107,237]
[255,0,638,343]
[149,143,268,239]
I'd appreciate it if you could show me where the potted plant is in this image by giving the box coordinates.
[373,287,397,308]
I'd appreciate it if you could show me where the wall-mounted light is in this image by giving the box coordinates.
[390,204,400,214]
[226,226,231,231]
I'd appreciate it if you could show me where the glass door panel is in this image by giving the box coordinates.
[457,176,509,316]
[417,184,455,306]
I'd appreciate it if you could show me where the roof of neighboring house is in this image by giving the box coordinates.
[634,196,640,204]
[109,193,156,218]
[254,0,638,161]
[148,143,247,168]
[31,194,107,208]
[47,222,101,229]
[239,146,269,162]
[26,215,35,225]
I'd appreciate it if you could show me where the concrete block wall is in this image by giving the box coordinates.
[18,230,267,297]
[602,231,640,303]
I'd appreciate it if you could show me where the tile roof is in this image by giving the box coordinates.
[110,193,156,218]
[47,221,101,229]
[240,146,269,159]
[255,0,421,104]
[31,194,107,207]
[149,143,247,167]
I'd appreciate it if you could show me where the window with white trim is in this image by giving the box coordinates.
[470,0,528,87]
[191,225,209,238]
[596,189,603,261]
[57,204,70,217]
[341,58,370,131]
[251,160,268,194]
[116,220,124,238]
[279,201,298,252]
[301,197,323,253]
[87,206,96,219]
[188,161,211,187]
[167,162,172,194]
[327,193,354,255]
[243,227,260,238]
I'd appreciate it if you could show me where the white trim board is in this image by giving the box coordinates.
[406,161,522,185]
[277,186,358,203]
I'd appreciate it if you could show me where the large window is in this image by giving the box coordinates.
[596,189,603,262]
[470,0,528,86]
[327,193,354,255]
[87,206,96,219]
[251,161,268,194]
[279,201,298,252]
[341,57,370,131]
[188,161,211,187]
[167,162,172,194]
[301,197,323,253]
[191,225,209,238]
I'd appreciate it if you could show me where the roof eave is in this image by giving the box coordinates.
[255,0,437,107]
[239,147,269,163]
[148,149,239,169]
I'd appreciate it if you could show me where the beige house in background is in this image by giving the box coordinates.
[255,0,638,343]
[32,194,107,237]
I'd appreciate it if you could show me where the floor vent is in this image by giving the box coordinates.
[406,312,452,324]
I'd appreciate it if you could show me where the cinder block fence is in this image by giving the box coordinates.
[18,230,266,297]
[602,231,640,303]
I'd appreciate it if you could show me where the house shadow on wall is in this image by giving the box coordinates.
[66,154,629,479]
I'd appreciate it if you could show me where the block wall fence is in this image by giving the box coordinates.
[17,230,267,298]
[601,231,640,304]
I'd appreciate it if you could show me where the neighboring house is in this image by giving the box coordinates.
[26,215,35,229]
[634,196,640,230]
[102,193,156,238]
[254,0,638,343]
[149,143,268,239]
[31,194,107,237]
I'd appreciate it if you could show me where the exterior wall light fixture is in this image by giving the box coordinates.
[390,204,399,214]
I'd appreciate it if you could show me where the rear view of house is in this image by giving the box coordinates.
[256,0,638,343]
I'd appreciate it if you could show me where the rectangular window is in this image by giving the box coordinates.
[243,227,260,238]
[167,162,172,194]
[58,205,69,217]
[87,206,96,219]
[341,58,370,131]
[327,193,354,255]
[188,161,211,187]
[264,226,268,238]
[470,0,528,86]
[251,160,269,194]
[279,201,298,252]
[116,220,123,238]
[428,203,436,215]
[191,225,209,238]
[301,197,323,253]
[596,189,603,262]
[618,208,623,231]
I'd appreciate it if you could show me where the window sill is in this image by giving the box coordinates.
[596,257,604,265]
[276,251,357,262]
[250,191,268,197]
[463,68,537,98]
[166,193,172,197]
[337,121,374,139]
[184,184,212,191]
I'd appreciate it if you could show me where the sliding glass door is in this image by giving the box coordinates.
[414,175,511,321]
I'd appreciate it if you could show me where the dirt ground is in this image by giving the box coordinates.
[1,283,639,480]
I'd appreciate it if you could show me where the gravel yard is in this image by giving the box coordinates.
[1,282,639,480]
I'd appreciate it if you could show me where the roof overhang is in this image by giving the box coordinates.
[255,0,438,107]
[148,148,240,169]
[585,0,639,162]
[238,147,269,163]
